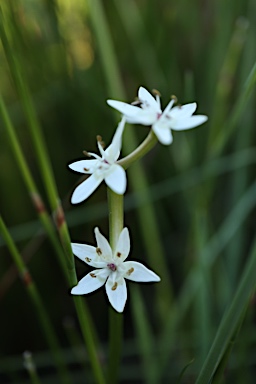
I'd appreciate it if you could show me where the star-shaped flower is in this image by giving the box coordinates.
[69,118,127,204]
[107,86,208,145]
[71,227,160,312]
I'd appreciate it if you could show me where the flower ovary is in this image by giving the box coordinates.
[107,263,117,271]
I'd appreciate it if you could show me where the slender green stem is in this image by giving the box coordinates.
[0,216,71,384]
[107,190,124,384]
[130,285,157,384]
[54,207,106,384]
[0,92,68,282]
[195,236,256,384]
[0,13,105,383]
[118,130,158,169]
[88,0,173,322]
[211,308,247,384]
[210,61,256,157]
[23,351,42,384]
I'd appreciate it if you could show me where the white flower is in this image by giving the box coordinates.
[69,118,127,204]
[71,227,160,313]
[107,86,208,145]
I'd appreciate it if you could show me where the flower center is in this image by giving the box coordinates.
[107,263,117,271]
[157,112,162,120]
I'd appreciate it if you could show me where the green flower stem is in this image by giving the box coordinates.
[118,130,158,170]
[156,179,256,381]
[0,92,68,282]
[0,20,105,384]
[130,285,157,384]
[88,0,173,322]
[52,207,106,384]
[195,236,256,384]
[0,215,71,384]
[23,351,42,384]
[210,61,256,157]
[107,189,124,384]
[211,309,247,384]
[0,12,58,211]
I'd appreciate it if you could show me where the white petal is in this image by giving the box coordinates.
[107,100,141,116]
[71,174,103,204]
[152,123,173,145]
[171,115,208,131]
[114,227,130,262]
[94,227,113,259]
[104,117,126,163]
[107,99,157,126]
[123,261,161,282]
[105,164,126,195]
[138,87,161,113]
[71,243,107,268]
[71,268,110,295]
[71,243,96,262]
[106,275,127,312]
[125,109,158,125]
[69,159,98,174]
[170,103,197,119]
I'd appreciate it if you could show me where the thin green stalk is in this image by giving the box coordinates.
[130,285,157,384]
[0,12,105,383]
[107,189,124,384]
[195,236,256,384]
[156,179,256,381]
[210,61,256,157]
[23,351,42,384]
[63,317,88,376]
[211,308,247,384]
[118,130,158,169]
[0,92,68,282]
[54,207,106,384]
[88,0,173,322]
[208,17,249,147]
[0,215,71,384]
[72,296,106,384]
[0,9,58,210]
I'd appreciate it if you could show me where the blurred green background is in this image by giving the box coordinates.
[0,0,256,383]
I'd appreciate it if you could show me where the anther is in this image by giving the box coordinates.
[116,252,121,258]
[83,168,89,172]
[97,135,105,148]
[85,257,91,262]
[152,89,161,96]
[96,247,102,255]
[83,150,92,157]
[171,95,178,103]
[127,268,134,276]
[90,273,96,278]
[111,282,118,291]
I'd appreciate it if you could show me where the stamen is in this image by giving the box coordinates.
[90,273,96,278]
[116,252,121,258]
[152,89,161,96]
[97,135,105,148]
[127,268,134,276]
[171,94,178,103]
[85,257,91,262]
[131,97,141,106]
[96,247,102,255]
[83,150,92,157]
[83,168,89,172]
[111,282,118,291]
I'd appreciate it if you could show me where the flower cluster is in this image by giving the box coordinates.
[68,86,207,312]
